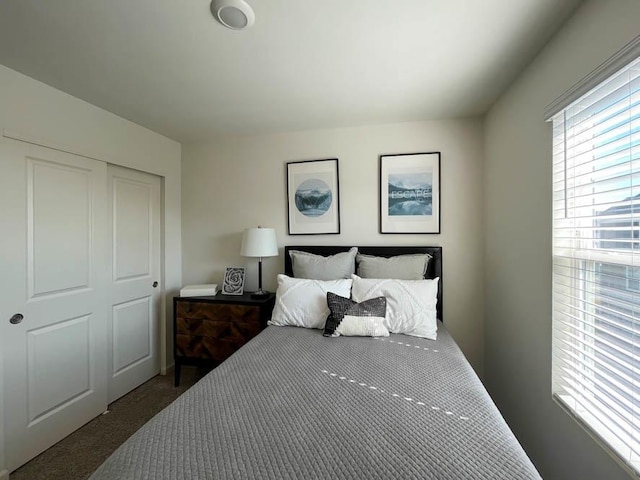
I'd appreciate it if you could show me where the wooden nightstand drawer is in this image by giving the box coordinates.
[176,316,261,338]
[175,335,250,362]
[173,292,275,386]
[176,301,260,324]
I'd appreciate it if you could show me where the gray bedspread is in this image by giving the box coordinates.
[90,324,541,479]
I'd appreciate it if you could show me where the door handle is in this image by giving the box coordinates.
[9,313,24,325]
[152,281,158,288]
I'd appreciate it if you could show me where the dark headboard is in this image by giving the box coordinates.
[284,245,443,322]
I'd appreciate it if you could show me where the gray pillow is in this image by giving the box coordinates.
[289,247,357,280]
[356,253,431,280]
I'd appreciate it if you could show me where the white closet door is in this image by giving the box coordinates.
[107,165,161,402]
[0,138,108,471]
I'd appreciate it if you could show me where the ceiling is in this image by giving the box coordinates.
[0,0,582,142]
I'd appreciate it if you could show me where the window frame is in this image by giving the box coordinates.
[549,44,640,477]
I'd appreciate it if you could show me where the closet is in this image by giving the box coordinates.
[0,137,162,471]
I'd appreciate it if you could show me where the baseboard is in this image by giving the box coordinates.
[161,362,174,376]
[0,468,10,480]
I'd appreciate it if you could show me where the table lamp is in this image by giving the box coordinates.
[240,226,278,298]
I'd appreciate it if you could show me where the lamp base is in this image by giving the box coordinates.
[251,289,271,299]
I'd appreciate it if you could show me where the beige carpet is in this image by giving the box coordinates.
[10,366,209,480]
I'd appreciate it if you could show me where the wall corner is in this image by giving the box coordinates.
[0,341,6,480]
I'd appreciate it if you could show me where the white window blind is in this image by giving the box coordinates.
[552,54,640,475]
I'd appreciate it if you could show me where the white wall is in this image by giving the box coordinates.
[181,118,485,374]
[484,1,640,478]
[0,64,181,477]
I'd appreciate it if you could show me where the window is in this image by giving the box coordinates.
[551,54,640,474]
[626,266,640,292]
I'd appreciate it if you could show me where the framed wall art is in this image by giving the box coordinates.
[379,152,441,234]
[286,158,340,235]
[222,267,245,295]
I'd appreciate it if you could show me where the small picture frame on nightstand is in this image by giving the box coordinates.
[222,267,245,295]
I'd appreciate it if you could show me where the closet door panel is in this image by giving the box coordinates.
[0,138,108,472]
[107,165,161,403]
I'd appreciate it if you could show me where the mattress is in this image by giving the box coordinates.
[90,324,541,479]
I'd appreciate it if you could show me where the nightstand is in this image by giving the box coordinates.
[173,292,275,386]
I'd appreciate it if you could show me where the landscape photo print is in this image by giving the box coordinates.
[380,152,441,234]
[287,158,340,235]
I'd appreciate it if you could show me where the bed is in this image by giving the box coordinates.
[90,246,540,480]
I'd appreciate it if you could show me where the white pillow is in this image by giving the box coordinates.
[269,275,353,329]
[289,247,357,280]
[350,274,439,340]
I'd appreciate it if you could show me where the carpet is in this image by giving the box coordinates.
[10,366,208,480]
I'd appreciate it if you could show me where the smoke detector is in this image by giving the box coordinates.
[210,0,255,30]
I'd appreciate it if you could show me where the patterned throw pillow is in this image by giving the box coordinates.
[324,292,388,337]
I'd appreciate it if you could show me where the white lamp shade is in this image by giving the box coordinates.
[240,227,278,257]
